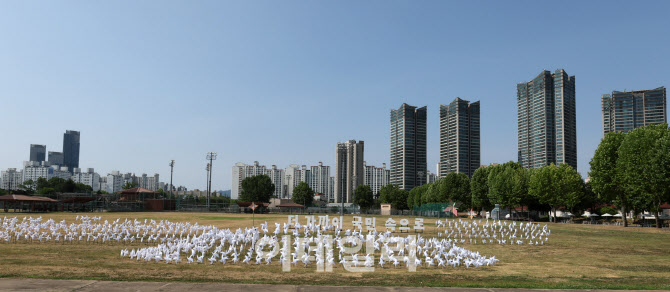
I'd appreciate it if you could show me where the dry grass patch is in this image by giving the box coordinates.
[0,212,668,289]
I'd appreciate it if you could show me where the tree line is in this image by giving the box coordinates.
[234,124,670,228]
[0,177,96,196]
[589,123,670,228]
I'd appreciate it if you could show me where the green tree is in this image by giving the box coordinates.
[18,179,36,195]
[488,162,528,220]
[74,182,93,193]
[0,188,8,196]
[408,184,430,209]
[444,172,471,208]
[529,164,583,222]
[618,123,669,228]
[378,184,409,210]
[36,177,49,191]
[240,174,275,203]
[589,131,629,226]
[471,166,493,211]
[557,163,584,213]
[424,178,447,203]
[353,185,374,209]
[649,129,670,228]
[122,181,138,190]
[575,181,601,217]
[292,181,314,207]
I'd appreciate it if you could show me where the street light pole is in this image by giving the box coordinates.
[206,152,217,210]
[169,160,174,198]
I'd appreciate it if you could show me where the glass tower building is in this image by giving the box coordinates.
[439,98,480,178]
[517,69,577,170]
[602,87,666,136]
[29,144,46,162]
[390,103,427,191]
[63,130,80,171]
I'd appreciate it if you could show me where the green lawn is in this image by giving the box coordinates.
[0,212,668,289]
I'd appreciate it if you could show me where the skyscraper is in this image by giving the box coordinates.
[390,103,427,190]
[334,140,364,203]
[63,130,80,171]
[602,87,667,136]
[439,98,480,178]
[517,69,577,169]
[29,144,46,162]
[48,151,64,166]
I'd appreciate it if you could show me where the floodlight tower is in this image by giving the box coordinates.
[169,160,175,198]
[206,152,217,210]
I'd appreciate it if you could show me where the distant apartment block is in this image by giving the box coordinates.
[106,171,124,193]
[517,69,577,169]
[21,161,70,183]
[364,162,390,198]
[71,168,101,191]
[427,172,438,184]
[1,168,23,190]
[334,140,364,203]
[309,162,331,201]
[30,144,46,162]
[602,87,667,136]
[390,103,427,190]
[439,98,480,178]
[231,161,332,200]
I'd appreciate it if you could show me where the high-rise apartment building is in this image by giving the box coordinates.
[602,87,667,136]
[439,98,480,177]
[390,103,427,190]
[363,162,390,198]
[63,130,80,171]
[1,168,23,190]
[29,144,46,162]
[48,151,64,166]
[310,162,331,200]
[267,165,286,199]
[71,168,101,191]
[231,161,292,200]
[334,140,364,203]
[22,161,70,183]
[517,69,577,169]
[106,171,124,193]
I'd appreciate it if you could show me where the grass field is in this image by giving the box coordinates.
[0,212,669,290]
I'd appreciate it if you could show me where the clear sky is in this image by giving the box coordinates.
[1,1,668,191]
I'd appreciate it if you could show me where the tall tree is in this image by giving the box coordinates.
[650,130,670,228]
[424,178,447,204]
[443,172,471,208]
[471,166,493,211]
[292,181,314,207]
[589,131,629,226]
[488,161,527,219]
[530,164,583,222]
[618,124,669,228]
[557,163,584,214]
[408,184,430,209]
[379,184,409,210]
[240,174,275,203]
[353,185,374,209]
[18,179,36,195]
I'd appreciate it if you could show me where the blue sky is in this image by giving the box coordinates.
[1,1,668,190]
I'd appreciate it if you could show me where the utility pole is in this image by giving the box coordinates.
[206,152,217,210]
[205,163,210,206]
[169,160,175,198]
